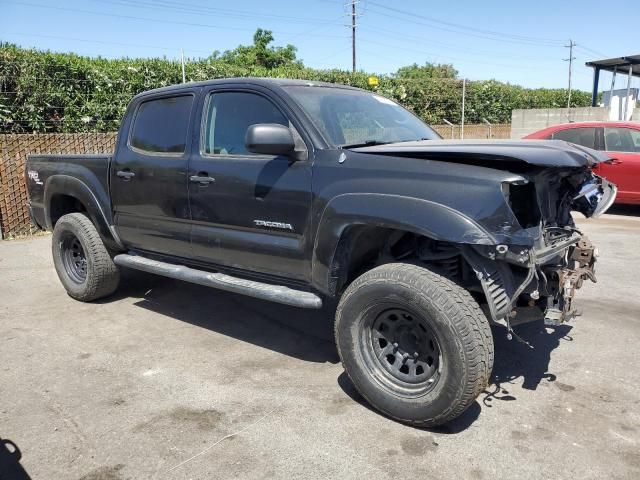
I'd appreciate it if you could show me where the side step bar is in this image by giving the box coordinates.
[113,254,323,309]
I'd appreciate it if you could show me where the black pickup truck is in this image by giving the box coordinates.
[25,78,616,426]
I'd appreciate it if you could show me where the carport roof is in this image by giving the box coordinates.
[585,55,640,76]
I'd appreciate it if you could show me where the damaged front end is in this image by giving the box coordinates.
[463,169,616,331]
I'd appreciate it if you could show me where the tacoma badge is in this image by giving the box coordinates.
[254,220,294,230]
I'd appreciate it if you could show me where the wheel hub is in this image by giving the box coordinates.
[61,234,87,283]
[370,308,441,387]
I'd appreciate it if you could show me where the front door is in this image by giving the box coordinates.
[188,88,313,282]
[111,93,196,257]
[598,126,640,204]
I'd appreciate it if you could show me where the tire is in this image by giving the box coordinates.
[52,213,120,302]
[335,262,494,426]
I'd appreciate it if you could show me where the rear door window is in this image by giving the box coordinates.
[552,127,597,149]
[604,127,640,152]
[130,95,194,154]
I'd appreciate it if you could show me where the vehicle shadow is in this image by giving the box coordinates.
[337,320,572,433]
[605,204,640,217]
[111,268,340,364]
[109,269,571,431]
[337,371,482,434]
[0,437,32,480]
[483,321,573,407]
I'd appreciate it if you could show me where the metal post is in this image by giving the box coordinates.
[623,65,633,120]
[461,78,466,140]
[181,49,186,83]
[591,66,600,107]
[442,119,454,139]
[608,66,617,106]
[351,1,356,73]
[482,118,492,139]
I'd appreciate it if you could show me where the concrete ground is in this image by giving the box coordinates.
[1,210,639,480]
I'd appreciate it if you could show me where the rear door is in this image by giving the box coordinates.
[551,126,598,150]
[598,126,640,203]
[187,86,313,281]
[111,92,196,257]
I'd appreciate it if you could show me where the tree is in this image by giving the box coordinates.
[209,29,302,69]
[395,62,458,79]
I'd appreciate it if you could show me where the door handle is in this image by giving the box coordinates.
[190,174,215,186]
[608,159,623,165]
[116,169,135,180]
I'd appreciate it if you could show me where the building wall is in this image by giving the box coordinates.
[510,107,612,139]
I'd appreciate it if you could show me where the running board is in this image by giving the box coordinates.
[113,254,323,309]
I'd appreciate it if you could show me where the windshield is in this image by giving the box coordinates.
[283,85,440,148]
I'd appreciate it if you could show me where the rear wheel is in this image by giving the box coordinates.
[52,213,120,302]
[335,263,493,426]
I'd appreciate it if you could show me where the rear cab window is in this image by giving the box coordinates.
[551,127,597,149]
[130,95,194,154]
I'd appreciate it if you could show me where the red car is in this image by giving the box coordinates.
[525,121,640,205]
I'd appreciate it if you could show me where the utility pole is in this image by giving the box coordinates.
[180,49,186,83]
[461,78,466,140]
[564,40,576,109]
[350,1,357,73]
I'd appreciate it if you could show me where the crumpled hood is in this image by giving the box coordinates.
[351,139,611,168]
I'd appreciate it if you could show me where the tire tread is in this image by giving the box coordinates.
[335,262,494,426]
[52,213,120,302]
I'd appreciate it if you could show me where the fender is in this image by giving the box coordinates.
[44,175,124,250]
[311,193,496,295]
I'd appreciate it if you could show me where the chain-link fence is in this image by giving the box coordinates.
[431,123,511,139]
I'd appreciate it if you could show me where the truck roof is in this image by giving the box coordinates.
[134,77,363,99]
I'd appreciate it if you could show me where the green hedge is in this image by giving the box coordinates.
[0,43,591,133]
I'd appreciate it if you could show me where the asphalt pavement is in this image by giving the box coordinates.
[1,209,639,480]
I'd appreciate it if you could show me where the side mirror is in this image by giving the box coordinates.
[245,124,295,156]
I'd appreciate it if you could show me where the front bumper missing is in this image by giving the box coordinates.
[542,236,597,326]
[470,233,598,331]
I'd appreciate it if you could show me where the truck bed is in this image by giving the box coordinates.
[25,154,112,230]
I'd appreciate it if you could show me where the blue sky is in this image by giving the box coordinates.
[1,0,639,92]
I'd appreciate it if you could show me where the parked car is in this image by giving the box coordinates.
[525,121,640,204]
[25,79,616,426]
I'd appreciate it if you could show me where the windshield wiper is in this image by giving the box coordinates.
[339,140,393,149]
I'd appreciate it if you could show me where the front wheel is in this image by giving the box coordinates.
[335,263,494,426]
[52,213,120,302]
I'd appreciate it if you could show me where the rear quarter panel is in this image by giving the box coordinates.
[26,154,113,229]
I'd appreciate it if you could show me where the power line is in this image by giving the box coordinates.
[5,1,348,39]
[574,45,612,59]
[357,36,578,72]
[365,2,564,47]
[89,0,343,26]
[1,32,214,56]
[358,25,553,63]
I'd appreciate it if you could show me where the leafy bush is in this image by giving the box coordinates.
[0,38,591,133]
